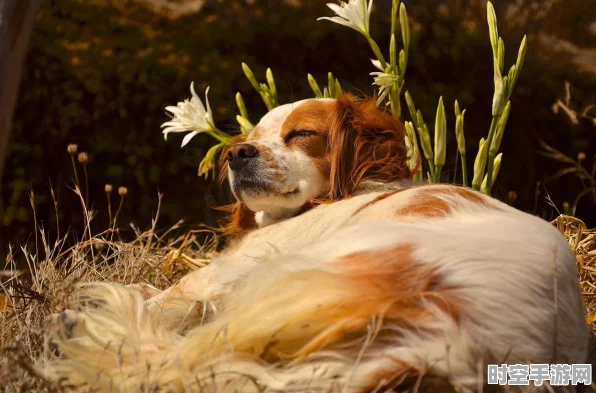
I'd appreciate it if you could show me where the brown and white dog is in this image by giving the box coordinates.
[44,95,588,392]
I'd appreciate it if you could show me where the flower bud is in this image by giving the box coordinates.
[510,35,527,93]
[242,63,260,92]
[472,138,488,190]
[491,101,511,155]
[434,96,446,167]
[492,68,506,116]
[481,153,502,193]
[390,34,397,70]
[400,2,410,51]
[405,91,417,127]
[67,144,78,155]
[456,109,466,155]
[487,2,499,59]
[418,125,433,162]
[266,68,277,98]
[236,115,254,134]
[236,92,249,119]
[308,74,323,98]
[399,49,405,78]
[497,38,505,74]
[405,122,420,172]
[334,79,343,97]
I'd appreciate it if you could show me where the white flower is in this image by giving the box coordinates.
[161,82,216,147]
[318,0,373,36]
[370,71,398,104]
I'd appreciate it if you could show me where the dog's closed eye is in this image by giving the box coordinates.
[284,130,317,143]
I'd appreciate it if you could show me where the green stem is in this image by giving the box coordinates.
[484,116,500,195]
[427,158,436,180]
[434,164,443,183]
[461,153,468,187]
[209,128,232,144]
[389,86,401,119]
[367,36,387,69]
[486,150,497,193]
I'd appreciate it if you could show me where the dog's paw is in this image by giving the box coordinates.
[46,309,86,340]
[45,309,87,357]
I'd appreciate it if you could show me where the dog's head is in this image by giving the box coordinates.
[221,93,412,231]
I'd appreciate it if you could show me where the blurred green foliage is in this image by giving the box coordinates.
[1,0,595,259]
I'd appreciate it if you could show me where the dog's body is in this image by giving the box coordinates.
[44,96,588,392]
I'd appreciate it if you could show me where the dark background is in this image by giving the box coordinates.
[1,0,595,260]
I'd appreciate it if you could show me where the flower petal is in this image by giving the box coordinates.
[317,16,354,29]
[162,126,187,133]
[165,106,182,115]
[327,3,346,16]
[205,86,212,118]
[190,81,199,100]
[370,59,384,71]
[161,121,182,128]
[181,131,199,147]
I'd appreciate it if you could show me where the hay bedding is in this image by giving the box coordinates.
[0,215,594,393]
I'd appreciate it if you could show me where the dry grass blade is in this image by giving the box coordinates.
[0,219,219,392]
[552,215,596,334]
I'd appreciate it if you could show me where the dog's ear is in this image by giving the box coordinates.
[218,201,257,238]
[328,93,412,200]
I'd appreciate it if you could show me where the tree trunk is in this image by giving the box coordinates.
[0,0,42,186]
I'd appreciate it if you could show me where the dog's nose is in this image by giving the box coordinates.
[227,143,259,171]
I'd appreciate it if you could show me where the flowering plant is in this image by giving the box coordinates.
[161,0,527,196]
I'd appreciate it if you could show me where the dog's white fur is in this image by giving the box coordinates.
[42,97,588,392]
